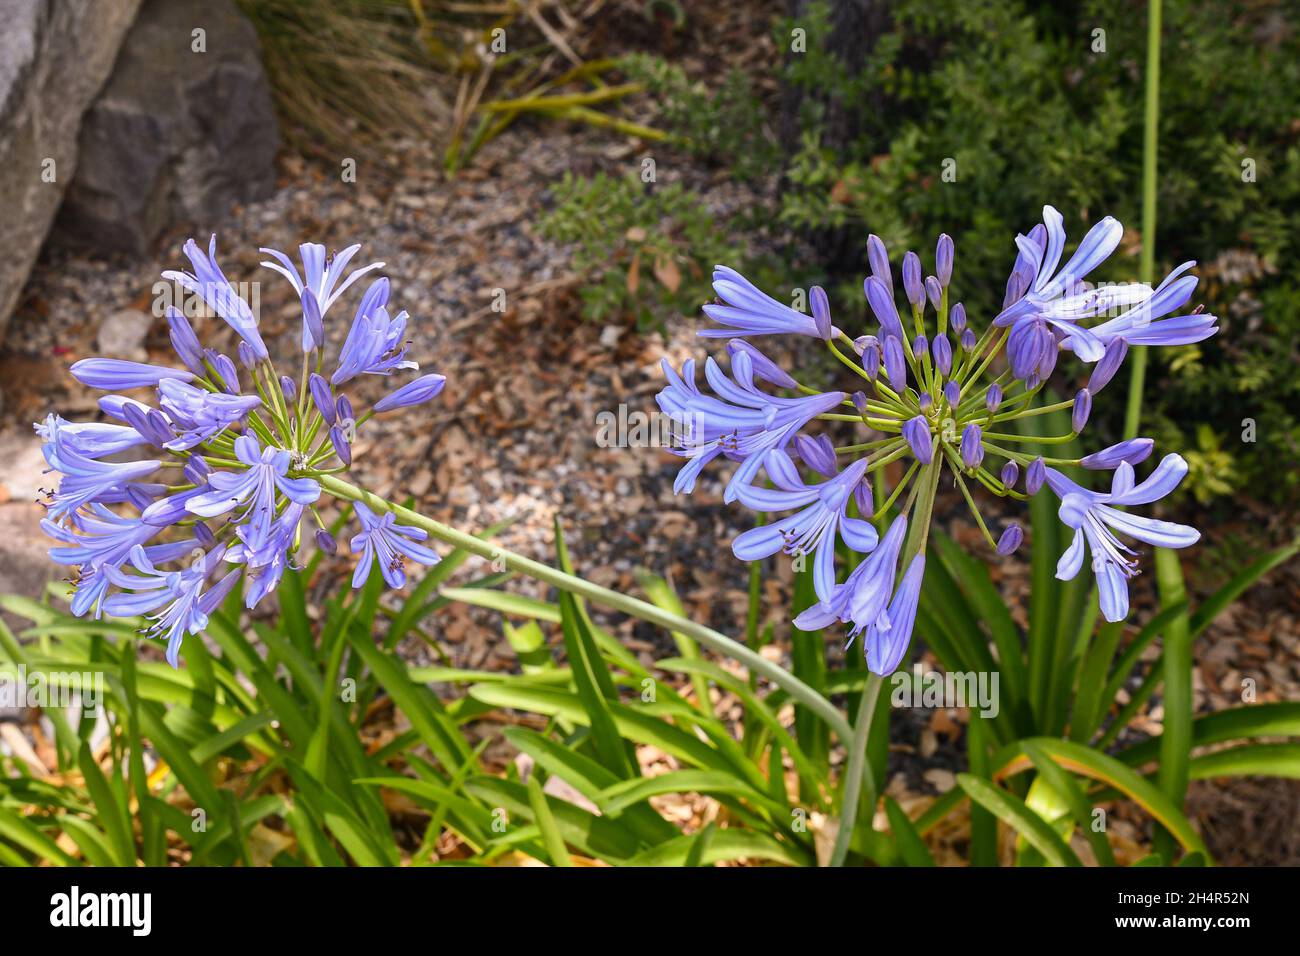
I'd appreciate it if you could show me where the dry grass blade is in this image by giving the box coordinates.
[238,0,451,153]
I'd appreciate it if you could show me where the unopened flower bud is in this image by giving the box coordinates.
[315,528,337,555]
[1072,388,1093,433]
[1026,457,1047,495]
[997,524,1024,555]
[935,234,954,286]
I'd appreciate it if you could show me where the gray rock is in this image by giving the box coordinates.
[53,0,280,257]
[96,307,151,359]
[0,432,58,612]
[0,0,143,341]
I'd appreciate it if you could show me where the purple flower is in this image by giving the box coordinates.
[864,554,925,675]
[301,288,325,351]
[935,234,954,286]
[996,524,1023,555]
[35,414,146,458]
[902,416,933,464]
[329,424,352,465]
[1088,339,1128,393]
[1089,262,1217,349]
[867,235,892,294]
[373,373,446,413]
[309,372,336,425]
[731,452,876,602]
[902,252,923,307]
[44,506,194,618]
[1080,438,1155,471]
[186,435,321,551]
[157,378,261,450]
[656,353,843,499]
[864,276,905,340]
[141,487,209,527]
[793,433,838,478]
[860,339,881,380]
[229,503,306,609]
[996,206,1124,319]
[810,285,833,340]
[208,351,240,394]
[925,277,943,311]
[726,339,798,389]
[1000,461,1019,488]
[1047,456,1200,622]
[70,359,194,391]
[701,267,838,339]
[1026,457,1047,495]
[1071,389,1092,433]
[40,441,160,525]
[166,307,204,375]
[882,336,907,390]
[350,501,439,588]
[162,236,268,361]
[43,234,455,665]
[259,241,384,317]
[332,279,419,384]
[932,334,952,376]
[950,302,967,333]
[986,384,1003,413]
[960,423,984,469]
[103,545,238,666]
[795,514,907,639]
[1007,317,1056,380]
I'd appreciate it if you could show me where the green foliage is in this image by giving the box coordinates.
[619,53,779,182]
[2,479,1296,866]
[913,401,1300,864]
[539,172,743,331]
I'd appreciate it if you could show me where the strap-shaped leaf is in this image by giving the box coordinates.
[956,773,1082,867]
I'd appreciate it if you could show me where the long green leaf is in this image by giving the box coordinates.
[0,806,77,866]
[994,737,1209,859]
[957,773,1082,867]
[526,775,572,866]
[1118,702,1300,767]
[884,796,935,867]
[1022,740,1115,866]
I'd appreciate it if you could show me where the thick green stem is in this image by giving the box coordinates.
[317,474,852,742]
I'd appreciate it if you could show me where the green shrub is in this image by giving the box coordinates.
[538,172,745,331]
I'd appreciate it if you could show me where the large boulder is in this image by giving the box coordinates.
[0,0,142,340]
[52,0,280,257]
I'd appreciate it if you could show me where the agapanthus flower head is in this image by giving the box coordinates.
[656,204,1215,675]
[39,237,448,666]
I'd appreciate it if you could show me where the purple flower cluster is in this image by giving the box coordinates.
[657,205,1215,675]
[39,238,446,666]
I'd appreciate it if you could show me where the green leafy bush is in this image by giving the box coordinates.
[539,172,745,331]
